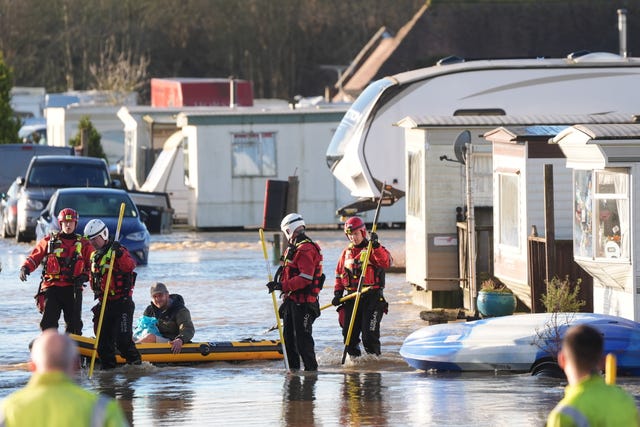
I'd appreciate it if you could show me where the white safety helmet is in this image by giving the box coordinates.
[280,213,305,241]
[84,219,109,241]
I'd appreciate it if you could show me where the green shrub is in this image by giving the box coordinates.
[541,276,586,313]
[69,116,107,161]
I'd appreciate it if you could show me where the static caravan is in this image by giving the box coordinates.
[174,106,351,228]
[552,122,640,321]
[398,113,632,310]
[328,53,640,222]
[117,106,188,190]
[45,104,129,166]
[484,124,595,310]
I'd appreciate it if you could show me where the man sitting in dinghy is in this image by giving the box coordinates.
[136,282,195,354]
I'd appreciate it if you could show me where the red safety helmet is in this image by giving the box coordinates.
[57,208,79,223]
[344,216,366,236]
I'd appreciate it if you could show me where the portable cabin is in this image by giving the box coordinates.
[398,113,631,310]
[170,105,351,228]
[552,122,640,321]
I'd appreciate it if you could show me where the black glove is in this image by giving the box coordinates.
[266,281,282,293]
[19,266,29,282]
[332,291,343,306]
[370,232,380,248]
[111,241,123,256]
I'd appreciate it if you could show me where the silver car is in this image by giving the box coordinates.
[0,179,21,238]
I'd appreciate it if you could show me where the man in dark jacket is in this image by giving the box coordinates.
[138,282,195,354]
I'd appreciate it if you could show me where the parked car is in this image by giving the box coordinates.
[35,188,149,265]
[0,178,21,238]
[15,155,120,242]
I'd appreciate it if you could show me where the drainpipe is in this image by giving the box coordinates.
[465,143,477,315]
[618,9,628,58]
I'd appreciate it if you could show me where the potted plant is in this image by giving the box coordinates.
[476,277,517,317]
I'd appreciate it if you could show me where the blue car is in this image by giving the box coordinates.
[35,188,150,265]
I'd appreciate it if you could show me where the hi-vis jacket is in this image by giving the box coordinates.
[279,233,324,304]
[0,371,128,427]
[89,243,137,302]
[546,374,640,426]
[334,239,391,293]
[22,232,94,290]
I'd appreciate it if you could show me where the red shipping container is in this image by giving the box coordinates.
[151,78,254,107]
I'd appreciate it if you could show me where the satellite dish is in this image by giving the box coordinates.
[453,130,471,164]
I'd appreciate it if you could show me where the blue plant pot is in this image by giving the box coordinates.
[477,291,517,317]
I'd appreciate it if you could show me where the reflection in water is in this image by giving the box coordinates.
[340,372,387,426]
[92,372,137,426]
[283,373,318,427]
[89,368,195,426]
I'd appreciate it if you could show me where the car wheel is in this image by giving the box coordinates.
[531,358,564,378]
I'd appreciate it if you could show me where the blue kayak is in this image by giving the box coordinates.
[400,312,640,375]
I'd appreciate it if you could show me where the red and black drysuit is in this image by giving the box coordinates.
[334,239,391,356]
[276,233,324,371]
[89,241,141,369]
[21,232,94,334]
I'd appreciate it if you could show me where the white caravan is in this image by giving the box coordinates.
[326,52,640,218]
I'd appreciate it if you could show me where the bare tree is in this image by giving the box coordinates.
[89,36,149,104]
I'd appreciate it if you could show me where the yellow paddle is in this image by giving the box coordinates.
[319,286,372,311]
[89,202,126,379]
[341,183,386,364]
[259,228,289,371]
[605,353,617,385]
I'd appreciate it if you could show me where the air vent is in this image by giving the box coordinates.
[453,109,506,116]
[437,56,465,66]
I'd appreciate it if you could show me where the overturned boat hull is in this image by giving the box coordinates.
[400,313,640,375]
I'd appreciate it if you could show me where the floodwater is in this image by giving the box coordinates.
[1,229,639,426]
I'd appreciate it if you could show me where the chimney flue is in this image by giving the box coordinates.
[618,9,628,58]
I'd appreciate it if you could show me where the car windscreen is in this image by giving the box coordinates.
[27,163,110,188]
[56,192,138,218]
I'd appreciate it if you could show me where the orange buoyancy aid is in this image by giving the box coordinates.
[280,236,325,303]
[42,233,85,283]
[90,247,136,301]
[339,243,389,292]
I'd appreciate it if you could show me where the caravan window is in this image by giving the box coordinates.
[573,169,629,260]
[231,132,276,177]
[498,173,519,248]
[407,150,422,217]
